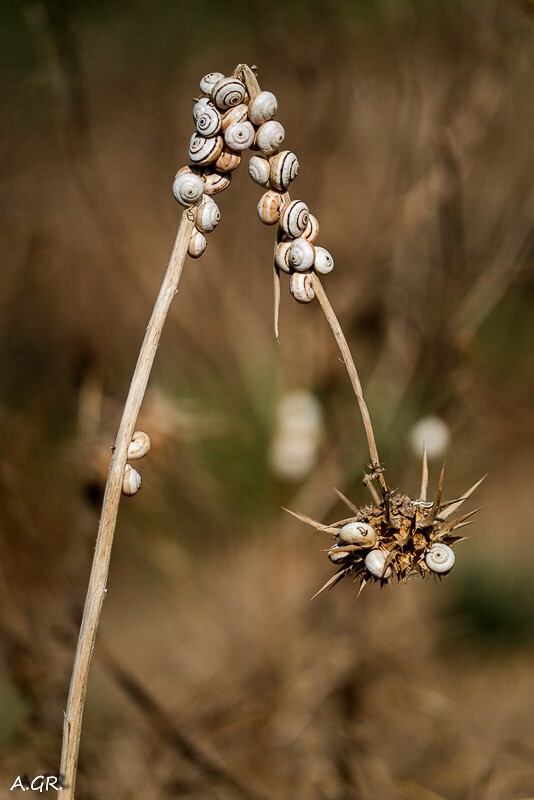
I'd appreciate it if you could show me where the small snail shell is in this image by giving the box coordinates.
[212,77,247,109]
[189,133,224,166]
[257,190,283,225]
[274,241,292,273]
[338,522,377,547]
[192,97,211,119]
[425,543,455,574]
[188,228,207,258]
[269,150,299,191]
[288,238,315,272]
[215,146,241,173]
[194,104,221,137]
[172,171,205,207]
[196,195,220,233]
[289,272,315,304]
[280,200,309,238]
[221,103,248,130]
[255,120,285,155]
[128,431,151,460]
[199,72,225,96]
[328,545,350,563]
[365,549,392,579]
[248,156,271,187]
[302,214,320,243]
[122,464,142,496]
[248,91,278,125]
[224,120,255,151]
[313,246,335,275]
[203,171,231,195]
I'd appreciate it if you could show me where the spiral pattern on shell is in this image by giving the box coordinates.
[274,241,292,273]
[364,549,392,579]
[172,171,205,207]
[122,464,142,496]
[188,228,208,258]
[192,98,211,120]
[194,104,221,137]
[224,120,255,151]
[199,72,225,96]
[288,237,315,272]
[127,431,151,460]
[289,272,315,303]
[338,522,377,547]
[269,150,299,191]
[313,246,334,275]
[212,77,247,109]
[196,196,220,233]
[189,133,224,166]
[215,147,242,173]
[204,172,231,195]
[221,103,248,130]
[425,543,455,573]
[257,190,283,225]
[280,200,309,238]
[255,120,285,155]
[248,91,278,125]
[248,156,271,187]
[302,214,320,243]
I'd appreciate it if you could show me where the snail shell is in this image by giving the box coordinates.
[212,77,247,109]
[274,241,292,273]
[192,98,211,119]
[289,272,315,303]
[188,228,207,258]
[425,543,455,573]
[328,545,351,563]
[128,431,151,460]
[257,189,283,225]
[248,91,278,125]
[215,146,242,173]
[338,522,377,547]
[196,195,220,233]
[269,150,299,191]
[255,120,285,155]
[224,120,255,151]
[199,72,225,96]
[194,104,221,137]
[248,156,271,187]
[221,103,248,130]
[122,464,142,496]
[280,200,310,238]
[288,238,315,272]
[365,549,392,579]
[302,214,320,243]
[203,171,231,195]
[189,132,224,166]
[172,171,205,207]
[313,246,334,275]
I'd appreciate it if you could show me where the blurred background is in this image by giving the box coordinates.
[1,0,534,797]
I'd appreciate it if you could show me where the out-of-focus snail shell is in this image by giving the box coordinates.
[122,464,142,496]
[425,543,455,573]
[128,431,151,460]
[221,103,249,130]
[248,91,278,125]
[248,156,271,187]
[289,272,315,303]
[257,190,283,225]
[288,238,315,272]
[172,171,205,206]
[280,200,309,238]
[199,72,225,96]
[328,545,351,563]
[189,133,224,166]
[338,522,376,547]
[215,146,242,173]
[212,77,247,109]
[269,150,299,191]
[313,246,334,275]
[188,228,208,258]
[255,120,285,155]
[364,549,392,579]
[194,104,221,137]
[302,214,320,243]
[224,120,255,151]
[274,241,292,273]
[204,171,231,195]
[196,195,220,233]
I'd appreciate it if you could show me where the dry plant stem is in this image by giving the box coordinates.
[313,276,388,496]
[59,208,197,799]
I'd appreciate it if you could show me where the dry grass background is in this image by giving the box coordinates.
[1,0,534,797]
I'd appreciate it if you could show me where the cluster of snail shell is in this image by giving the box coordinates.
[122,431,151,497]
[172,70,333,302]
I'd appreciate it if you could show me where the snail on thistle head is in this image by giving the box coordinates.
[365,549,392,579]
[425,543,455,574]
[338,521,376,547]
[212,77,247,109]
[289,272,315,304]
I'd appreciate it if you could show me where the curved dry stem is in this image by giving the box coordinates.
[58,208,196,799]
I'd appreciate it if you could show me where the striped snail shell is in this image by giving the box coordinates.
[212,77,247,109]
[365,549,392,579]
[289,272,315,304]
[425,543,455,574]
[128,431,151,460]
[269,150,299,191]
[288,238,315,272]
[328,544,351,563]
[224,120,255,151]
[122,464,142,496]
[172,171,205,207]
[257,190,283,225]
[204,171,231,195]
[215,146,242,173]
[302,214,319,243]
[188,228,208,258]
[313,246,334,275]
[280,200,309,238]
[221,103,248,130]
[189,132,224,166]
[248,156,271,187]
[255,120,285,155]
[248,91,278,125]
[194,104,221,137]
[192,98,211,120]
[338,522,376,547]
[199,72,225,96]
[196,195,220,233]
[274,241,292,273]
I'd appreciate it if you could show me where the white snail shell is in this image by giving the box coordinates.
[215,146,242,173]
[199,72,225,96]
[248,156,271,187]
[194,104,221,137]
[212,77,247,109]
[255,120,285,155]
[280,200,310,238]
[248,91,278,125]
[365,549,392,579]
[122,464,142,496]
[269,150,299,191]
[425,543,455,573]
[221,103,248,130]
[314,246,334,275]
[189,132,224,166]
[224,120,255,151]
[196,195,220,233]
[172,171,205,207]
[192,98,211,119]
[203,171,231,195]
[289,272,315,303]
[288,238,315,272]
[128,431,151,460]
[302,214,320,243]
[257,190,283,225]
[338,522,377,547]
[274,241,292,273]
[188,228,207,258]
[328,545,350,563]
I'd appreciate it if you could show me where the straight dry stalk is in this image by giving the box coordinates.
[58,208,196,799]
